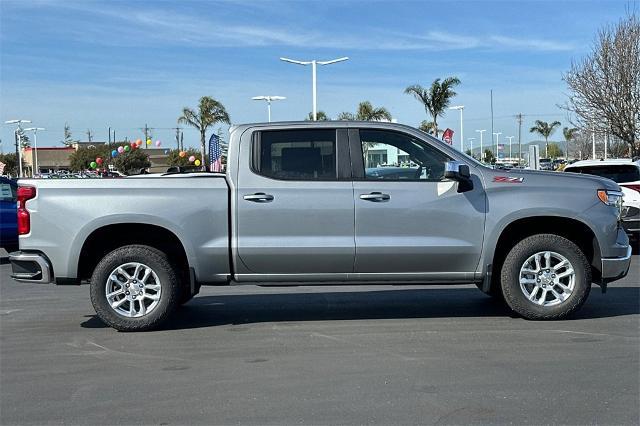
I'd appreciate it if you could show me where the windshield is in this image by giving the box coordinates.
[565,165,640,183]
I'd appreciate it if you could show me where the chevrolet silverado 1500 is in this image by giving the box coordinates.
[10,122,632,331]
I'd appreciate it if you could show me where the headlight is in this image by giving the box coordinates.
[597,189,623,221]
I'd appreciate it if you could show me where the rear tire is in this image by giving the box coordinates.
[90,245,180,331]
[500,234,591,320]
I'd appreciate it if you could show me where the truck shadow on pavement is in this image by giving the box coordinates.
[80,286,640,331]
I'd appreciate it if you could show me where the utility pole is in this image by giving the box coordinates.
[180,131,184,151]
[24,127,45,176]
[490,90,494,142]
[108,127,112,150]
[468,138,475,155]
[516,113,524,165]
[449,105,464,152]
[144,124,149,149]
[592,127,596,159]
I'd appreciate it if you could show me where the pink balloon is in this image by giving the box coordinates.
[117,146,124,153]
[188,155,196,163]
[155,140,161,147]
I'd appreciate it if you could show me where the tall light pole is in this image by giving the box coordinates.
[505,136,514,160]
[467,138,475,156]
[475,129,486,162]
[280,56,349,121]
[24,127,45,176]
[252,96,286,122]
[449,105,464,151]
[493,132,502,161]
[5,119,31,177]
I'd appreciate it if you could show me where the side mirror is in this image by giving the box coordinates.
[444,161,473,192]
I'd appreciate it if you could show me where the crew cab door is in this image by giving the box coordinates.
[234,128,354,280]
[350,128,486,281]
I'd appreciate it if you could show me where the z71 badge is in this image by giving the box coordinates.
[493,176,524,183]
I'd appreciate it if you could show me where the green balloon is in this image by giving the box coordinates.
[124,145,131,152]
[90,161,97,169]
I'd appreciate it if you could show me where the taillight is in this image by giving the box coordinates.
[17,186,36,235]
[621,184,640,193]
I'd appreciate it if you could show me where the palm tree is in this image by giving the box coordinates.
[419,120,441,137]
[306,111,328,121]
[563,126,578,159]
[529,120,561,158]
[356,101,392,121]
[404,77,461,138]
[337,112,355,120]
[178,96,230,169]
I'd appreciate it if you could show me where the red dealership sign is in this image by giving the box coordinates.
[442,128,454,145]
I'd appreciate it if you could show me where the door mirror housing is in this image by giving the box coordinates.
[444,161,473,192]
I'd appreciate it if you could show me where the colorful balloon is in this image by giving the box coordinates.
[179,151,186,158]
[136,139,142,146]
[111,150,118,158]
[146,139,152,146]
[188,155,196,163]
[96,157,103,165]
[124,145,130,152]
[117,146,124,153]
[155,140,161,147]
[194,159,201,167]
[90,161,97,169]
[130,142,137,149]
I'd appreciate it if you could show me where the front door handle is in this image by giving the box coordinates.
[243,193,274,203]
[359,192,390,202]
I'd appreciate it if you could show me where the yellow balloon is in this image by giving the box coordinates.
[194,159,201,166]
[146,139,152,145]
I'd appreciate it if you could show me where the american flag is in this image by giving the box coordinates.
[208,133,222,172]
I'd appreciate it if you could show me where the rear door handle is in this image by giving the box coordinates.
[359,192,390,202]
[243,193,274,202]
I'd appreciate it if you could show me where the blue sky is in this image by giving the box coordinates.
[0,0,630,151]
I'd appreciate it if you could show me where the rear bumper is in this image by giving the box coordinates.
[9,251,54,283]
[601,245,633,284]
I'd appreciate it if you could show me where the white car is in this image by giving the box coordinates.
[564,159,640,239]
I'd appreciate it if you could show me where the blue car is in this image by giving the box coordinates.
[0,177,18,252]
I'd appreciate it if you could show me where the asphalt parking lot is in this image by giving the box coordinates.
[1,252,638,425]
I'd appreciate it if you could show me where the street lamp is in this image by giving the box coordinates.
[449,105,464,151]
[280,56,349,121]
[5,119,31,177]
[493,132,502,160]
[252,96,286,122]
[467,138,475,156]
[475,129,486,162]
[24,127,45,176]
[505,136,514,160]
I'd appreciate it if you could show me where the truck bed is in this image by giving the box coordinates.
[18,175,231,282]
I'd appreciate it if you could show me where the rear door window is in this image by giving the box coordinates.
[254,129,337,180]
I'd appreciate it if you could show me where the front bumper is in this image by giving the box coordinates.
[601,245,633,284]
[9,251,54,283]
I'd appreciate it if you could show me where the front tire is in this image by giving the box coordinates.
[90,245,180,331]
[500,234,591,320]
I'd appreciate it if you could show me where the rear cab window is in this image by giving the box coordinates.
[253,129,338,180]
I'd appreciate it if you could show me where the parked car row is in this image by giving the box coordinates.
[564,159,640,240]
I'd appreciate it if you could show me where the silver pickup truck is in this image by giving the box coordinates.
[10,122,632,331]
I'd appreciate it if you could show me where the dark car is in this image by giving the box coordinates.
[0,177,18,252]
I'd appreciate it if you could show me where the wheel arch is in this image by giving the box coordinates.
[77,222,191,282]
[486,216,601,292]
